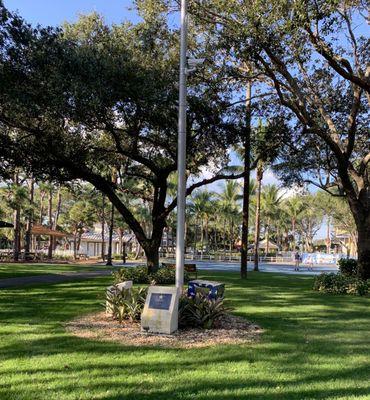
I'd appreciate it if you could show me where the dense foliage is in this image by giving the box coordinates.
[183,0,370,278]
[0,5,245,271]
[105,285,148,323]
[313,273,368,296]
[107,283,230,329]
[178,292,230,329]
[113,265,190,285]
[338,258,358,277]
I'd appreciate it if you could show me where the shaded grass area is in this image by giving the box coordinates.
[0,263,104,279]
[0,271,369,400]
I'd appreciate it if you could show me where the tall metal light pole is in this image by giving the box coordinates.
[175,0,188,292]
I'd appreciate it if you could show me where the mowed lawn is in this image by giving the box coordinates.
[0,271,369,400]
[0,263,104,279]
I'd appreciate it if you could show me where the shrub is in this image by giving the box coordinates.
[113,265,189,285]
[347,279,369,296]
[152,267,190,285]
[313,273,368,296]
[113,265,150,284]
[178,292,230,329]
[338,258,358,276]
[106,286,147,322]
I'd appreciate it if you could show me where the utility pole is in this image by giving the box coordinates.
[240,79,252,279]
[175,0,188,293]
[254,162,263,271]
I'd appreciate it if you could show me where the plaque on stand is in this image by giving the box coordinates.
[141,286,179,334]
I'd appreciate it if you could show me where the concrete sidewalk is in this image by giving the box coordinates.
[0,270,111,289]
[193,261,338,275]
[111,261,338,276]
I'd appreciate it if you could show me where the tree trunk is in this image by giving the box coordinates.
[223,218,227,258]
[106,203,114,266]
[165,227,169,255]
[214,227,218,252]
[326,216,331,254]
[122,241,126,264]
[356,216,370,280]
[266,222,270,255]
[52,187,62,250]
[47,186,53,259]
[38,189,45,250]
[101,195,105,261]
[205,218,209,254]
[145,245,160,275]
[292,218,296,251]
[200,219,204,258]
[24,177,34,257]
[193,224,197,256]
[53,187,62,229]
[241,79,252,279]
[229,220,234,260]
[254,165,263,271]
[73,233,77,260]
[13,172,21,262]
[39,191,45,223]
[77,232,82,251]
[118,228,123,259]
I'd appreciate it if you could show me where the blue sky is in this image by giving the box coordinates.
[5,0,139,26]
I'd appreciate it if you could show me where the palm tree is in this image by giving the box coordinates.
[189,190,214,256]
[217,181,241,259]
[261,184,282,255]
[3,173,28,261]
[253,161,264,270]
[24,177,34,257]
[274,206,291,251]
[284,196,305,250]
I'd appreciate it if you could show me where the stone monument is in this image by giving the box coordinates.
[141,286,179,334]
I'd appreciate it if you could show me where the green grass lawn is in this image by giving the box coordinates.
[0,271,369,400]
[0,263,105,279]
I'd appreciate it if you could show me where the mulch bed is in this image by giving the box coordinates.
[66,311,263,348]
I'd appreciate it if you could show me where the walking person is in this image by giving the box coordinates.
[307,255,314,271]
[294,250,301,271]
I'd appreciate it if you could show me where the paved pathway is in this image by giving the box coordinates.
[0,261,338,289]
[0,270,111,289]
[113,260,338,276]
[193,261,338,275]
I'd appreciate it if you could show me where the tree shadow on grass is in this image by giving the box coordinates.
[0,273,369,400]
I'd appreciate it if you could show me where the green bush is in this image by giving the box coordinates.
[347,279,369,296]
[105,286,147,322]
[152,267,190,285]
[178,292,230,329]
[113,265,150,284]
[313,273,368,296]
[113,265,189,285]
[338,258,358,276]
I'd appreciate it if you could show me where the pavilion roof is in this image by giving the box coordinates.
[79,231,134,243]
[31,224,67,237]
[259,239,279,249]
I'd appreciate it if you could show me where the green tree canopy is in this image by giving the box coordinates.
[0,5,246,271]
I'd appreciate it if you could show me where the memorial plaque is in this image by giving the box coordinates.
[141,286,179,334]
[149,293,172,310]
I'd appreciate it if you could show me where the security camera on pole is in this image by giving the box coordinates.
[141,0,203,335]
[175,0,204,294]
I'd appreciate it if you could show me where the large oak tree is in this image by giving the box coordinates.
[188,0,370,279]
[0,4,247,272]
